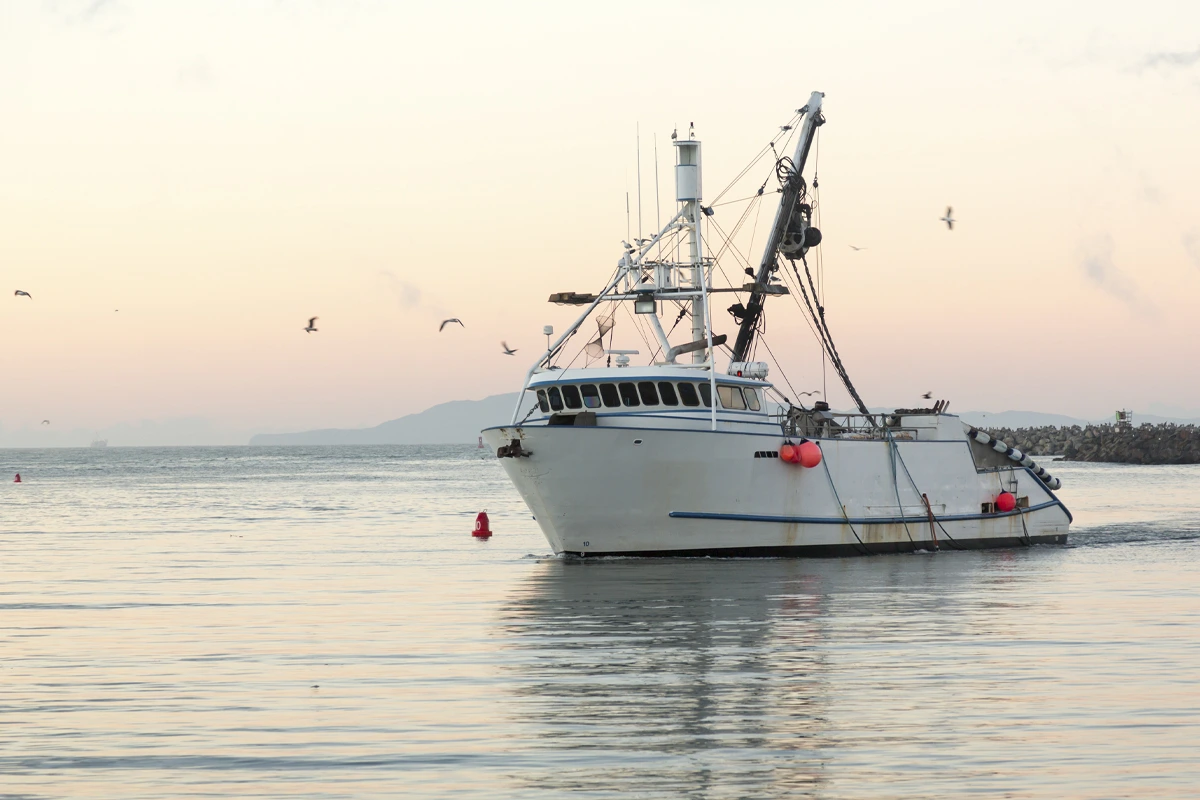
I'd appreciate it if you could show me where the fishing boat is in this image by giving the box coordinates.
[482,92,1071,556]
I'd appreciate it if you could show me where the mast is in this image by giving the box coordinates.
[730,91,825,363]
[674,131,706,362]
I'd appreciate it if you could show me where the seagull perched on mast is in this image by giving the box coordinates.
[14,290,32,299]
[303,317,318,333]
[501,342,517,356]
[439,318,464,332]
[940,207,955,230]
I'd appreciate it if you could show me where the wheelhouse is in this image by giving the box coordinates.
[523,367,770,423]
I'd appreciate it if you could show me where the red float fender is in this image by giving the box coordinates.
[797,440,822,468]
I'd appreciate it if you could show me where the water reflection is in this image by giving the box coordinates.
[500,554,1041,797]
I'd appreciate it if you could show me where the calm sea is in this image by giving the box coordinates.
[1,446,1197,798]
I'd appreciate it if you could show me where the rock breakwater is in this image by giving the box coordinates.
[983,423,1200,465]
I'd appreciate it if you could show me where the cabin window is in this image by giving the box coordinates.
[548,386,564,411]
[718,385,746,410]
[677,382,700,407]
[638,382,660,406]
[562,384,582,409]
[599,383,620,408]
[658,382,678,406]
[581,384,602,409]
[698,382,712,407]
[743,387,761,411]
[618,382,640,407]
[536,390,550,413]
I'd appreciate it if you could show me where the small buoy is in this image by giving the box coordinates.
[996,492,1016,513]
[473,511,492,539]
[779,443,799,463]
[13,473,21,483]
[797,440,822,468]
[477,436,484,449]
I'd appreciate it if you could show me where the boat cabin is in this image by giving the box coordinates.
[523,367,771,428]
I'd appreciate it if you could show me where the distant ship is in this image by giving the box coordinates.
[90,439,108,448]
[483,91,1071,557]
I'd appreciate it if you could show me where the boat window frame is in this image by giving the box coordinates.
[618,382,641,407]
[536,390,550,413]
[658,382,679,406]
[677,382,700,407]
[743,387,762,411]
[562,384,582,410]
[698,382,712,407]
[717,384,747,410]
[580,384,602,409]
[637,382,660,406]
[548,386,564,412]
[599,383,621,408]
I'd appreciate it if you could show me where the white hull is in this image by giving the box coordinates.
[483,423,1070,557]
[484,92,1073,557]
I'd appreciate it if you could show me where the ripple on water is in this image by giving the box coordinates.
[0,448,1196,798]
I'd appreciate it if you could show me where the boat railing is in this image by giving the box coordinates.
[774,409,925,441]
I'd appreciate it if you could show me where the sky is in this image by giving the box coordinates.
[2,0,1199,444]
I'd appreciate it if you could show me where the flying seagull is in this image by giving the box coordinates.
[922,392,933,399]
[14,290,31,299]
[940,207,955,230]
[797,390,821,397]
[501,341,517,356]
[439,318,464,332]
[848,245,866,251]
[304,317,318,333]
[41,420,50,425]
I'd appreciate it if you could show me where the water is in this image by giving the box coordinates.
[1,447,1198,798]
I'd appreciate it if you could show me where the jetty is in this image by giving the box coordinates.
[984,423,1200,465]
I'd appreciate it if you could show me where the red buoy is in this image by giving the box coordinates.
[797,440,822,468]
[779,444,798,463]
[473,511,492,538]
[13,473,21,483]
[996,492,1016,513]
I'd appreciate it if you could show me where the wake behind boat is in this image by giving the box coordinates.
[483,91,1071,557]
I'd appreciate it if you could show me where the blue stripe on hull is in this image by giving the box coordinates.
[668,499,1065,526]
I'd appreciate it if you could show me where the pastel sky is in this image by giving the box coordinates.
[2,1,1199,443]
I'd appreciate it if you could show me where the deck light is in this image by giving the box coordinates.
[634,290,657,315]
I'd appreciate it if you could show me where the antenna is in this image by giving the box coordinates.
[654,133,661,257]
[636,123,643,240]
[625,191,631,242]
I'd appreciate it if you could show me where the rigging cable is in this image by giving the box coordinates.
[818,450,873,556]
[708,111,803,205]
[993,469,1032,547]
[884,428,918,544]
[789,254,869,414]
[757,334,804,405]
[710,189,780,208]
[812,127,828,399]
[776,257,839,384]
[888,436,967,550]
[772,252,831,377]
